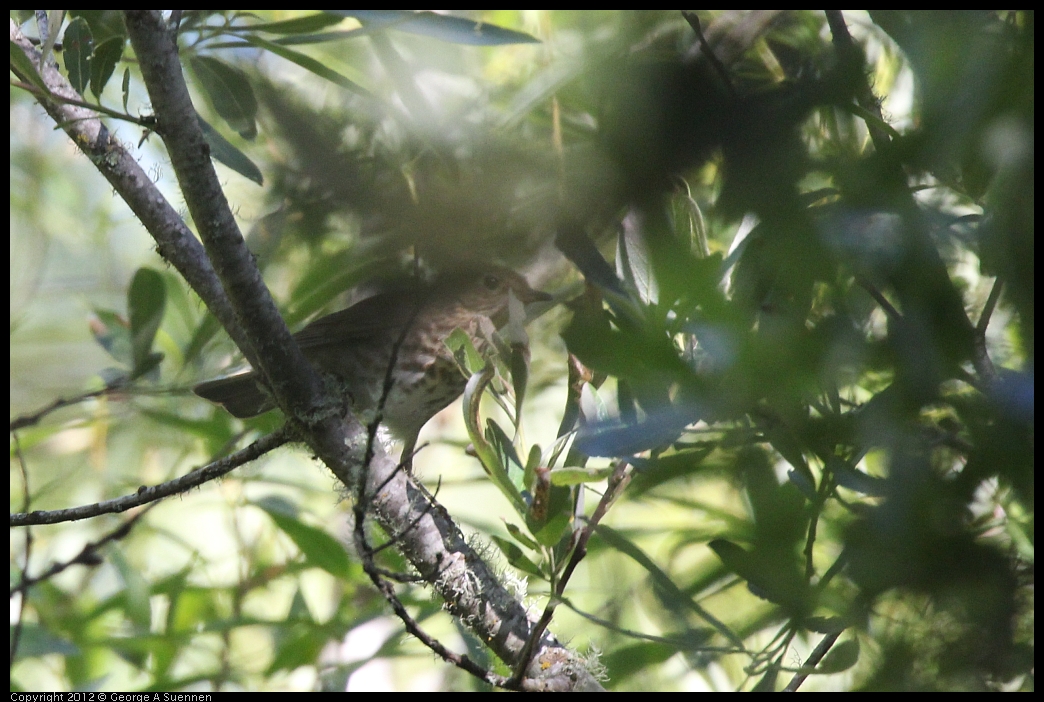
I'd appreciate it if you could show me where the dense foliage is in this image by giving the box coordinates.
[11,11,1032,691]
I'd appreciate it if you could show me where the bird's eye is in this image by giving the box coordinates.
[483,274,501,290]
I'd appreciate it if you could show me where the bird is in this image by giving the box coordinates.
[194,264,552,463]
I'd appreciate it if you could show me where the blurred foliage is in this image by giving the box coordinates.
[10,10,1033,691]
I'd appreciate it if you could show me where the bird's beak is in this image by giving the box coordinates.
[518,286,553,304]
[521,288,556,326]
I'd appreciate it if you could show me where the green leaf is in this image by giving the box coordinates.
[463,364,527,514]
[486,419,526,493]
[89,35,123,99]
[10,40,51,94]
[38,10,66,69]
[138,407,239,443]
[805,616,848,634]
[9,622,80,659]
[602,642,677,682]
[548,466,613,486]
[524,462,574,547]
[499,59,585,129]
[786,468,817,501]
[197,113,264,185]
[68,10,125,44]
[128,267,166,379]
[258,501,353,579]
[751,662,780,691]
[579,382,609,423]
[490,536,543,577]
[63,17,93,95]
[617,209,659,304]
[231,13,346,35]
[813,638,860,674]
[561,298,693,384]
[529,511,572,547]
[90,308,132,366]
[843,103,902,141]
[189,55,258,139]
[510,342,529,422]
[523,443,541,492]
[285,254,391,326]
[330,11,539,46]
[109,549,152,631]
[627,447,716,496]
[596,525,743,647]
[671,184,710,258]
[761,422,815,495]
[708,539,810,615]
[574,404,697,457]
[268,622,330,673]
[236,33,373,98]
[833,464,887,497]
[505,521,540,551]
[445,327,484,375]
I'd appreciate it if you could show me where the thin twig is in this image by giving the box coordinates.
[681,11,737,98]
[353,284,506,687]
[10,433,31,666]
[976,277,1003,334]
[11,505,156,595]
[352,465,509,688]
[509,459,632,686]
[11,385,124,431]
[968,278,1003,387]
[562,596,746,654]
[372,567,425,584]
[11,79,156,127]
[824,10,892,152]
[10,427,291,527]
[782,631,842,692]
[856,276,902,322]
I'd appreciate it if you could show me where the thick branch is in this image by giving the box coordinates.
[12,12,599,690]
[123,11,325,417]
[120,11,599,690]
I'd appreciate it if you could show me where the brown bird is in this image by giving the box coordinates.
[194,265,551,461]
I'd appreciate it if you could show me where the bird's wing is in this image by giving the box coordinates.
[291,288,425,350]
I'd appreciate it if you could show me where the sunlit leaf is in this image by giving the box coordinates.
[235,33,373,98]
[330,10,538,46]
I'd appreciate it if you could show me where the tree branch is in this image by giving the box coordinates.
[11,12,600,690]
[9,18,255,368]
[10,428,292,527]
[824,10,893,153]
[124,11,325,418]
[120,11,601,690]
[782,631,841,692]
